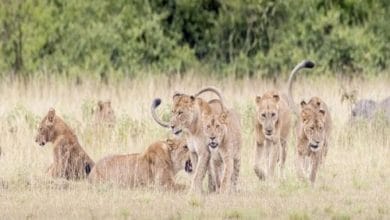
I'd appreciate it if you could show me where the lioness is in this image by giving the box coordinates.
[288,60,332,184]
[203,100,241,193]
[35,108,95,180]
[254,91,291,180]
[88,138,192,190]
[151,87,234,193]
[93,100,116,127]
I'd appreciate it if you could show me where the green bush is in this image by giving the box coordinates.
[0,0,389,78]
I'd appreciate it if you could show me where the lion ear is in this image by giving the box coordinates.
[273,94,280,102]
[300,100,307,108]
[173,92,182,99]
[219,112,228,123]
[255,96,261,104]
[166,139,174,151]
[98,101,103,110]
[47,108,56,123]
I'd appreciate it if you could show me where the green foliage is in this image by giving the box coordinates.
[0,0,389,77]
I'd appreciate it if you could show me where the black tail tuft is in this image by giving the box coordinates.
[85,164,91,174]
[303,60,315,68]
[152,98,162,108]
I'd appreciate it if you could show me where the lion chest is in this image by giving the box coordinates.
[187,135,207,153]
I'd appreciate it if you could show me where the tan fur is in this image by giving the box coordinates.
[35,108,95,180]
[296,97,332,183]
[93,100,116,127]
[88,138,191,190]
[169,94,223,193]
[203,106,241,193]
[254,90,291,180]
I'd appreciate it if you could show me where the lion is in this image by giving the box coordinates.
[151,87,238,193]
[288,60,332,184]
[202,101,241,193]
[254,91,291,180]
[93,100,116,127]
[35,108,95,180]
[88,138,192,190]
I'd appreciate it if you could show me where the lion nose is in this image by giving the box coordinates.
[314,140,320,144]
[266,129,272,134]
[210,136,216,141]
[170,125,175,129]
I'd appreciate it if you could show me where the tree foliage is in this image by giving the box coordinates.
[0,0,389,77]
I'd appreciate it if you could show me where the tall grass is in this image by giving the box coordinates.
[0,74,389,219]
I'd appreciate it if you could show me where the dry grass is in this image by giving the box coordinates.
[0,74,389,219]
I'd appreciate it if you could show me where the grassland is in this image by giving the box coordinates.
[0,74,389,219]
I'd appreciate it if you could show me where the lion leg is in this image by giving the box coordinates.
[296,153,307,182]
[219,150,234,193]
[190,151,210,193]
[155,166,176,190]
[279,139,287,179]
[231,157,240,192]
[207,168,217,193]
[207,157,219,193]
[254,141,266,180]
[309,154,320,184]
[268,140,279,179]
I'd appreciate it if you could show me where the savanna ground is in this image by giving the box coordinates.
[0,73,389,219]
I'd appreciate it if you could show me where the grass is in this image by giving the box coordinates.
[0,74,389,219]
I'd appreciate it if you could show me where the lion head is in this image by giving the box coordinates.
[166,138,193,174]
[35,108,58,146]
[169,93,199,135]
[300,101,327,152]
[255,92,281,140]
[94,100,116,127]
[203,112,228,150]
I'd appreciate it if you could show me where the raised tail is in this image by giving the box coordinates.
[194,87,225,104]
[151,98,170,128]
[287,60,315,115]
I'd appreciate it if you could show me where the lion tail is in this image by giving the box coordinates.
[287,60,315,115]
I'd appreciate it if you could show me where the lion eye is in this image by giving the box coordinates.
[207,125,211,129]
[271,113,276,117]
[178,111,183,115]
[261,113,266,118]
[216,124,220,128]
[183,145,188,149]
[310,126,315,130]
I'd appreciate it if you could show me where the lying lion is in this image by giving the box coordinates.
[35,108,95,180]
[88,138,193,190]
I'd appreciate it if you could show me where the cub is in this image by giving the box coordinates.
[203,106,241,193]
[93,100,116,127]
[88,138,193,190]
[35,108,95,180]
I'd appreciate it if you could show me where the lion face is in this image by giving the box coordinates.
[170,94,197,135]
[167,138,192,174]
[300,104,326,152]
[35,108,56,146]
[255,94,280,140]
[95,100,116,127]
[203,113,227,150]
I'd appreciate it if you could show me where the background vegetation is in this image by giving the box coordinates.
[1,0,389,78]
